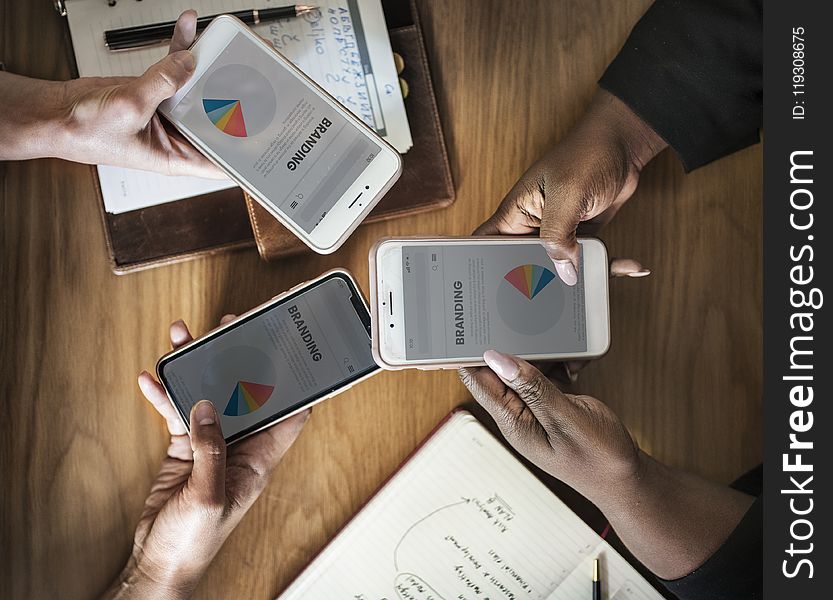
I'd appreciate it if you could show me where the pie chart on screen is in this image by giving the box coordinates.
[203,99,248,137]
[202,346,276,417]
[202,64,276,138]
[224,380,274,416]
[496,264,564,335]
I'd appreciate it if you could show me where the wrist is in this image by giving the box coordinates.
[102,553,202,600]
[586,89,667,172]
[0,73,73,161]
[586,450,657,516]
[40,80,80,162]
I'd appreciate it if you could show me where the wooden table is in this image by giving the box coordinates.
[0,1,762,598]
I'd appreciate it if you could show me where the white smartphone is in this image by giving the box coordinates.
[158,16,402,254]
[370,237,610,369]
[156,270,379,444]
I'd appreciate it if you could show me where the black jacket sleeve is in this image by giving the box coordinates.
[599,0,762,171]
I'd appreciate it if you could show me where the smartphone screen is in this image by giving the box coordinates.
[168,30,381,235]
[401,243,587,360]
[158,273,377,442]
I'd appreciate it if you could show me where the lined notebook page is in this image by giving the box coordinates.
[278,412,664,600]
[64,0,410,213]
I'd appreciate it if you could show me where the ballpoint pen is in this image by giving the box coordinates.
[104,5,318,51]
[593,558,601,600]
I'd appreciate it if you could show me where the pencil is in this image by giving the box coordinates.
[104,5,318,51]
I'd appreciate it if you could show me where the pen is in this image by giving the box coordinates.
[593,558,601,600]
[104,5,318,51]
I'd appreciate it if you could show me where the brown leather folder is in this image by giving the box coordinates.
[246,0,455,261]
[68,0,453,273]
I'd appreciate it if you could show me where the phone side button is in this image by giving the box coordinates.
[274,279,310,299]
[326,382,356,399]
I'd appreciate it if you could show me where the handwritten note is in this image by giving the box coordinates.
[277,412,664,600]
[262,1,412,152]
[64,0,410,214]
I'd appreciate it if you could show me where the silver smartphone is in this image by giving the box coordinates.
[158,16,402,254]
[370,237,611,369]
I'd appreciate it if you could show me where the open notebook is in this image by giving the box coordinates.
[278,411,664,600]
[63,0,412,214]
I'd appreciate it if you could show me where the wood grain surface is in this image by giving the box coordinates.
[0,1,762,598]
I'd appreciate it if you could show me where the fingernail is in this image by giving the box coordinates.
[137,371,152,391]
[170,320,189,344]
[564,364,578,383]
[195,400,216,425]
[553,259,578,286]
[483,350,520,381]
[627,270,651,278]
[174,50,196,72]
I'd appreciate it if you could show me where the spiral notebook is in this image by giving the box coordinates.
[278,411,664,600]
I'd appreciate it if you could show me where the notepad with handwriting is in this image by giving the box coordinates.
[278,411,664,600]
[63,0,411,214]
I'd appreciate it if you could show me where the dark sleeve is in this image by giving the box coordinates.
[598,0,762,171]
[660,496,762,600]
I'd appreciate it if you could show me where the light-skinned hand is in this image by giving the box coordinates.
[66,10,224,177]
[1,11,223,178]
[102,316,309,600]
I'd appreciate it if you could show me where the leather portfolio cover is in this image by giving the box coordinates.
[245,0,455,261]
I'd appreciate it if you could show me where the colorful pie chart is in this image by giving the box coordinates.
[496,263,564,335]
[202,345,277,419]
[503,264,556,300]
[203,99,248,137]
[201,64,277,138]
[224,380,274,416]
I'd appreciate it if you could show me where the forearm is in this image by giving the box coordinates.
[0,72,70,161]
[594,453,754,580]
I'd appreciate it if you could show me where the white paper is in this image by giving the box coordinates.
[65,0,411,214]
[278,412,664,600]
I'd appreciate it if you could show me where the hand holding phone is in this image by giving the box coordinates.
[158,16,402,253]
[459,350,640,501]
[21,11,222,179]
[477,91,667,284]
[157,270,378,444]
[117,316,309,599]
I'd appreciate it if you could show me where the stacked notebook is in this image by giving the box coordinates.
[59,0,454,272]
[278,411,665,600]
